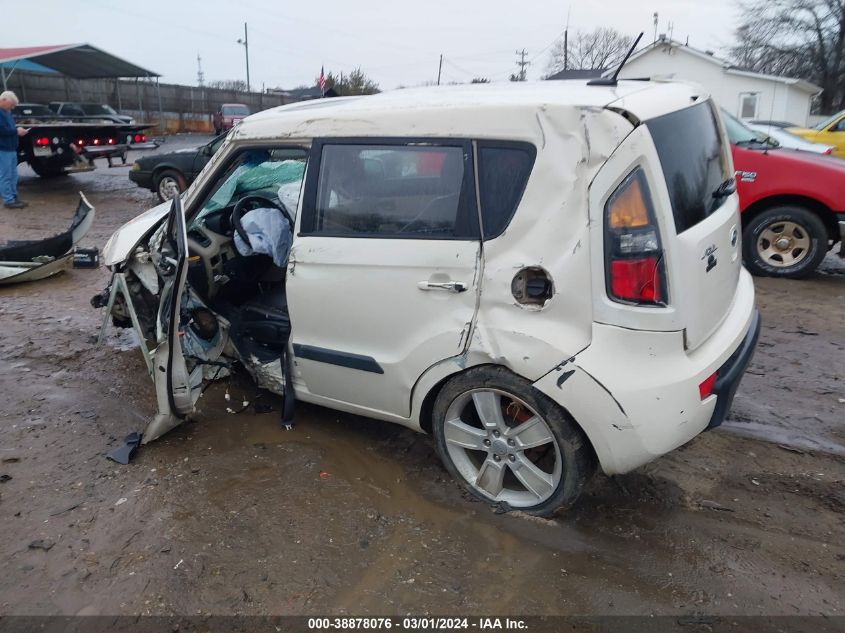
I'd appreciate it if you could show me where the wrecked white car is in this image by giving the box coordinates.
[96,80,760,515]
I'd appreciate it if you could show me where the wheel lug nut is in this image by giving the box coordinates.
[508,454,516,462]
[483,439,491,447]
[493,430,500,438]
[493,454,501,462]
[507,438,515,446]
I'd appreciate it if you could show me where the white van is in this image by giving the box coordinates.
[97,80,760,515]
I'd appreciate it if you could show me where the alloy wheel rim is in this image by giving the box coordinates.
[443,388,562,507]
[757,220,811,268]
[159,177,180,200]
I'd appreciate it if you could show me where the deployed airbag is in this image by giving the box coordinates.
[233,208,292,268]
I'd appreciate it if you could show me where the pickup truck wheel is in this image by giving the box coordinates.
[432,366,594,516]
[743,206,828,278]
[30,161,68,178]
[155,169,186,202]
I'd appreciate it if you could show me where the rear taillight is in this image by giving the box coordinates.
[35,137,50,146]
[824,148,833,155]
[604,168,667,306]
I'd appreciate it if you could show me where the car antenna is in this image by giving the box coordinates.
[587,32,644,86]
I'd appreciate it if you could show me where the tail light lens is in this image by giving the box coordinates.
[824,148,833,155]
[35,137,50,146]
[604,168,667,306]
[699,371,718,399]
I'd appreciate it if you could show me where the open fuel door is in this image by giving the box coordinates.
[146,195,199,443]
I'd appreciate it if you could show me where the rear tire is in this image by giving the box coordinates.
[30,161,68,178]
[743,206,828,278]
[154,169,187,202]
[432,366,595,516]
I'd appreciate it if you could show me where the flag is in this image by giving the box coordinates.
[319,66,326,96]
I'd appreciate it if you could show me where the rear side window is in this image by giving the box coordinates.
[646,102,729,234]
[477,142,536,239]
[302,142,479,239]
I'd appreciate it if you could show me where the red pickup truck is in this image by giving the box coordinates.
[212,103,250,135]
[723,111,845,278]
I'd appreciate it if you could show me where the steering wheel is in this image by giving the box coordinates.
[231,195,293,245]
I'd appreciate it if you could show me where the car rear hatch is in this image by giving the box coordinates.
[591,97,742,350]
[645,101,742,350]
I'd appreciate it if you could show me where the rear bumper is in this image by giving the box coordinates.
[534,268,758,474]
[83,144,129,159]
[705,309,760,430]
[128,170,154,189]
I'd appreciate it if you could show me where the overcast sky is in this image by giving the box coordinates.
[6,0,739,91]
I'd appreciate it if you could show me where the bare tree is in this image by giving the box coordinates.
[207,79,247,91]
[545,27,634,75]
[318,68,380,95]
[729,0,845,113]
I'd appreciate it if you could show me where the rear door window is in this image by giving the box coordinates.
[645,101,730,234]
[302,141,479,239]
[477,142,536,239]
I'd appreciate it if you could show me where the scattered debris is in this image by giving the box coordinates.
[319,471,330,480]
[0,193,95,286]
[777,444,806,455]
[28,539,55,551]
[0,474,12,483]
[50,502,83,516]
[106,432,142,465]
[173,559,184,570]
[1,457,20,464]
[699,500,735,512]
[115,498,128,506]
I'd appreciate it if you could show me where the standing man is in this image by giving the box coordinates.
[0,90,29,209]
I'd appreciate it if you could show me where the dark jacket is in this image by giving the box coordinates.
[0,109,19,152]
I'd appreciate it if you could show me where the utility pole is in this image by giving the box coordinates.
[564,6,571,70]
[437,54,443,86]
[196,53,204,87]
[237,22,251,92]
[653,12,658,43]
[515,49,530,81]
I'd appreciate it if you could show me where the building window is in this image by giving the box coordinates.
[739,93,759,119]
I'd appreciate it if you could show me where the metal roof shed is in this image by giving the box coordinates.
[0,43,163,128]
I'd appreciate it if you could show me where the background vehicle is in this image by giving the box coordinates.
[745,122,834,155]
[749,119,799,129]
[722,111,845,278]
[787,109,845,157]
[213,103,250,134]
[129,134,226,201]
[49,101,134,124]
[13,103,64,121]
[13,108,156,177]
[99,82,759,516]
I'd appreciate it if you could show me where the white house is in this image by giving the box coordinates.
[611,39,821,126]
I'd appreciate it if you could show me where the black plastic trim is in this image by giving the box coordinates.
[706,309,761,430]
[292,344,384,374]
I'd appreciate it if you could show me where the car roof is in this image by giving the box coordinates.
[238,79,707,141]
